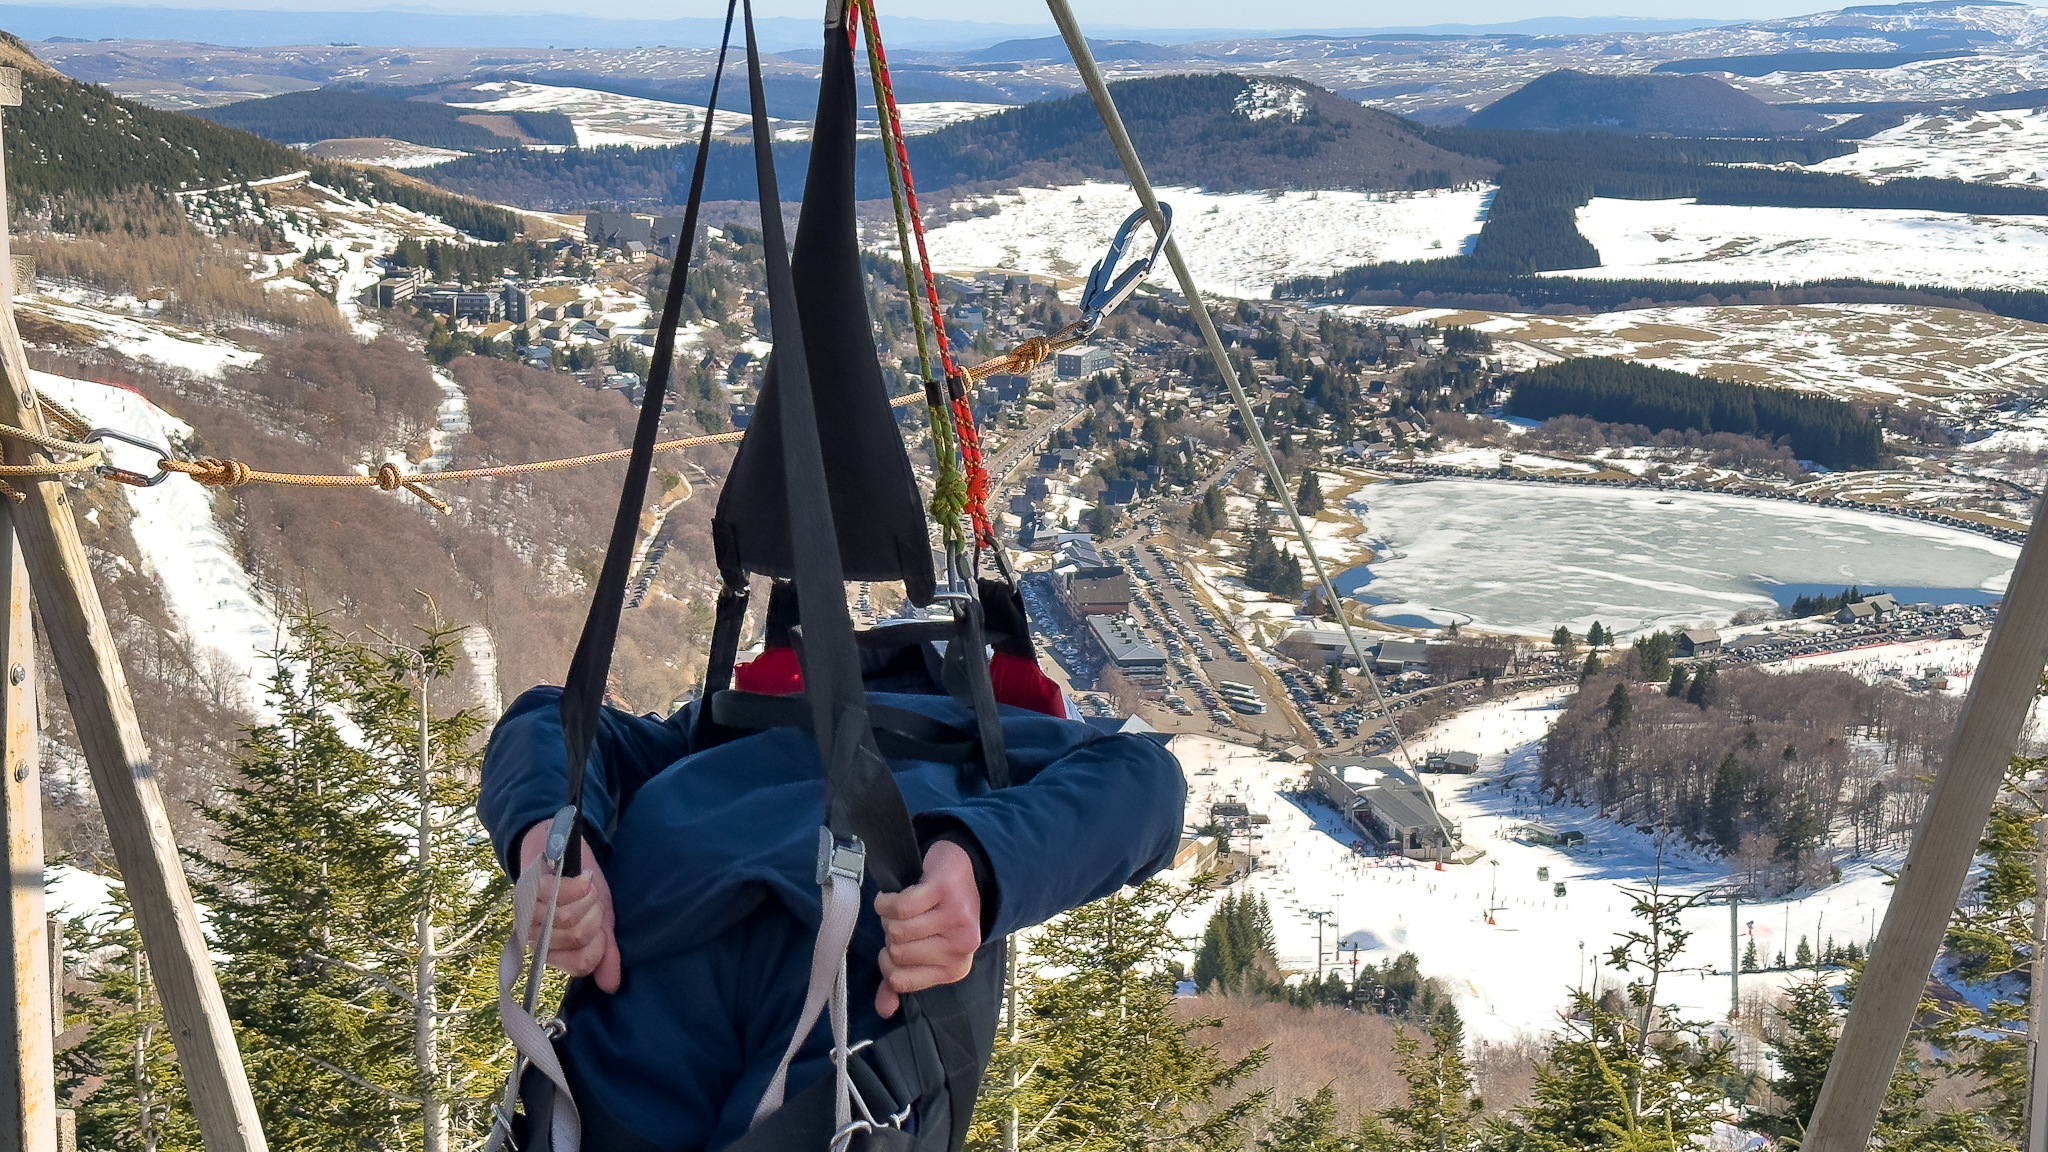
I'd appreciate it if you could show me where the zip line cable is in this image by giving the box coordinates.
[1044,0,1421,777]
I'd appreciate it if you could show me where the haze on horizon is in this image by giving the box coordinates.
[6,0,2009,29]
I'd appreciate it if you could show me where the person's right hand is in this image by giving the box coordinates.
[518,823,622,993]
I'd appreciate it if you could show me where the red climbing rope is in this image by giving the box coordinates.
[856,0,997,549]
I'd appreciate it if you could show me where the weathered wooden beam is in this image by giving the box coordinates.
[0,502,53,1152]
[0,77,266,1152]
[1806,499,2048,1151]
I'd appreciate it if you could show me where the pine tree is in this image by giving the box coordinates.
[193,611,511,1151]
[1760,975,1838,1137]
[58,888,201,1152]
[1795,936,1814,968]
[1297,470,1326,514]
[1587,622,1609,649]
[1579,652,1603,684]
[972,881,1270,1151]
[1510,991,1733,1151]
[1685,663,1718,709]
[1761,970,2010,1148]
[1551,626,1576,660]
[1708,754,1744,855]
[1664,666,1688,699]
[1381,1022,1482,1152]
[1923,758,2048,1137]
[1741,939,1759,973]
[1262,1086,1341,1152]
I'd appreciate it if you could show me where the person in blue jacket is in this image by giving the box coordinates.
[479,680,1186,1152]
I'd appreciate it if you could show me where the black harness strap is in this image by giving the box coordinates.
[554,0,737,878]
[738,0,920,888]
[692,583,754,749]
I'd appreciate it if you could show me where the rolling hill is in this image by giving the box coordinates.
[422,73,1497,211]
[0,31,521,240]
[1464,70,1828,136]
[197,88,574,149]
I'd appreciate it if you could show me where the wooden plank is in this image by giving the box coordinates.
[1806,501,2048,1151]
[0,112,266,1151]
[0,504,53,1152]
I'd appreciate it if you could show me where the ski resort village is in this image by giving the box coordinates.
[15,1,2048,1149]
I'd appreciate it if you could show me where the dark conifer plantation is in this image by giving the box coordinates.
[1503,358,1883,469]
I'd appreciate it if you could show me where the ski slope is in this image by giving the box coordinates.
[1172,685,1907,1041]
[918,182,1491,300]
[1564,196,2048,291]
[30,372,281,718]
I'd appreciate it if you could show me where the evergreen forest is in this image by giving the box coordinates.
[198,88,575,149]
[1501,358,1884,470]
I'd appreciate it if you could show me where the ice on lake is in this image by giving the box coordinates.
[1346,479,2016,637]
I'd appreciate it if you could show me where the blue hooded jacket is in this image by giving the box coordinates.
[479,685,1186,1151]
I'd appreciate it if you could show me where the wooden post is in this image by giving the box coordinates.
[1,498,53,1152]
[0,70,266,1152]
[1806,498,2048,1152]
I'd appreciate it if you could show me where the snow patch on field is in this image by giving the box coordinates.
[448,82,998,148]
[1563,196,2048,291]
[304,137,470,169]
[917,182,1491,299]
[451,81,758,148]
[1333,300,2048,410]
[33,291,262,377]
[1807,109,2048,188]
[31,372,281,717]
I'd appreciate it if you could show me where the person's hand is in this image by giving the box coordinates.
[873,839,983,1019]
[518,823,622,993]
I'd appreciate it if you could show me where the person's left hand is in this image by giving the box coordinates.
[873,839,983,1019]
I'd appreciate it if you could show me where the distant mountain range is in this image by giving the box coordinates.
[421,74,1497,211]
[1465,70,1830,137]
[0,5,1740,51]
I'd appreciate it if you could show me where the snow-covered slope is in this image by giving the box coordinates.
[1562,196,2048,291]
[918,181,1491,300]
[29,372,281,717]
[1173,678,1919,1040]
[1810,110,2048,187]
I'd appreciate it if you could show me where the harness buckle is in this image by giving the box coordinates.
[816,826,867,887]
[1078,202,1174,336]
[542,804,578,865]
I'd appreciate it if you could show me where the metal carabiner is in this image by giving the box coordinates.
[83,427,174,487]
[1078,202,1173,335]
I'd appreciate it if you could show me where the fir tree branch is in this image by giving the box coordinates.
[306,949,421,1007]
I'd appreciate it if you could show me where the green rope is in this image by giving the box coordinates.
[860,6,966,547]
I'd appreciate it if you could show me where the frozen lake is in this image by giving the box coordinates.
[1339,479,2017,637]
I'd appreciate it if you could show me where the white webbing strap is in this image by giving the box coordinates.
[487,861,584,1152]
[752,830,868,1129]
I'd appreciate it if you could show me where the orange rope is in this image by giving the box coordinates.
[856,0,997,549]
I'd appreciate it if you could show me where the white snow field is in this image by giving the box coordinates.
[451,81,761,148]
[450,81,1002,148]
[30,372,281,717]
[1339,301,2048,410]
[1345,479,2015,637]
[917,182,1491,300]
[1563,196,2048,291]
[1808,110,2048,188]
[303,137,470,169]
[1173,692,1903,1042]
